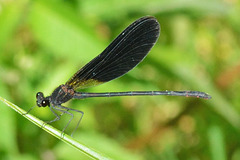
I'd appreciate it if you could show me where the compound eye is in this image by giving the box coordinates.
[41,100,48,107]
[36,92,43,98]
[36,101,41,107]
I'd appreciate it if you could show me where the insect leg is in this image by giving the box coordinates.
[22,105,37,115]
[56,105,84,137]
[45,105,62,123]
[40,105,61,129]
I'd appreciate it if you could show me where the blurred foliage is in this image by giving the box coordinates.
[0,0,240,159]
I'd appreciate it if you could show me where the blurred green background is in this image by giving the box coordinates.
[0,0,240,159]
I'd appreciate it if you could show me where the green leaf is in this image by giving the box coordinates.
[208,126,227,160]
[0,0,28,51]
[0,96,111,160]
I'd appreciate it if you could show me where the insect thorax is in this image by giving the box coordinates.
[50,84,75,105]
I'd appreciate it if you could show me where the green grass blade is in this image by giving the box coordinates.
[0,96,111,160]
[208,126,227,160]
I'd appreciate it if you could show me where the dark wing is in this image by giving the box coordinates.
[65,16,160,89]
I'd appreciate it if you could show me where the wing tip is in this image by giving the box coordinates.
[139,15,160,36]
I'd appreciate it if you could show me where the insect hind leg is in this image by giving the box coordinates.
[71,110,84,137]
[56,105,84,137]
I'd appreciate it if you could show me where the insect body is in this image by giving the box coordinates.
[34,16,211,136]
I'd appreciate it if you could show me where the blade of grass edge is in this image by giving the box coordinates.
[0,96,111,160]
